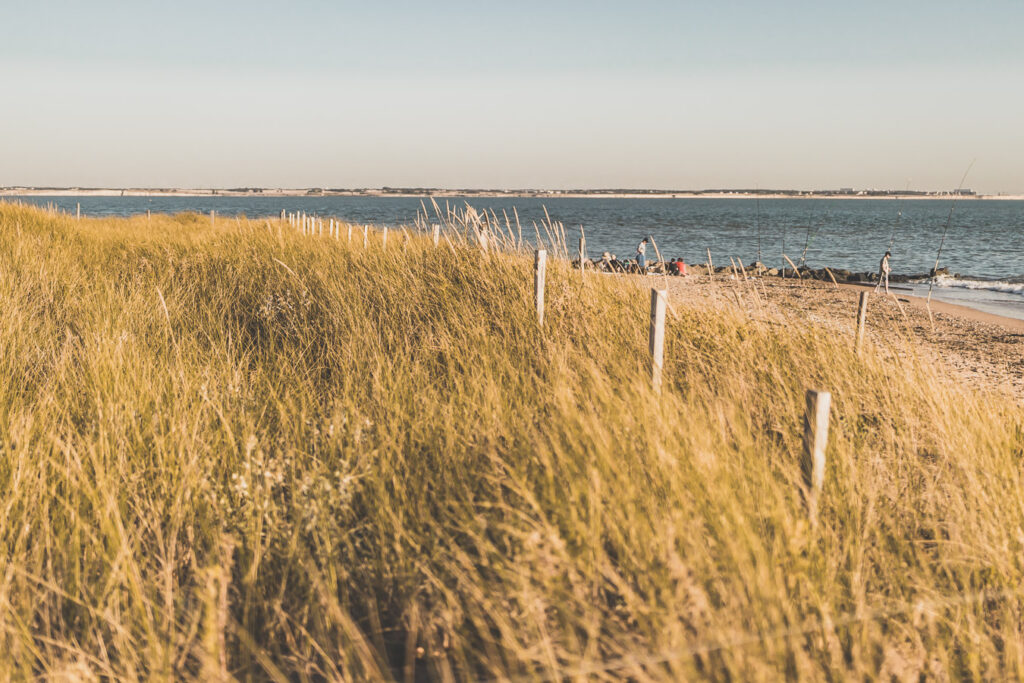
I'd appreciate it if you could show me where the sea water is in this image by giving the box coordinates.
[15,195,1024,320]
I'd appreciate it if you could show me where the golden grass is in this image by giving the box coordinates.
[1,201,1023,680]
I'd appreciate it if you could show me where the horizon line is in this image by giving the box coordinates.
[0,186,1003,197]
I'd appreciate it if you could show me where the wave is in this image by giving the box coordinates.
[926,275,1024,296]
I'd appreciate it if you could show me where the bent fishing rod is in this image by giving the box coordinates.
[927,160,976,305]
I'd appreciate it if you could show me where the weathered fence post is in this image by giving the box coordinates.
[578,235,586,277]
[534,249,547,327]
[329,218,335,238]
[147,209,151,221]
[382,227,388,250]
[210,210,215,226]
[76,203,81,221]
[281,209,286,222]
[803,389,831,522]
[649,288,667,392]
[432,224,440,247]
[347,223,352,242]
[363,225,368,249]
[855,291,868,354]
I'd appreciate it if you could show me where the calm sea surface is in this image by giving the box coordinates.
[17,195,1024,319]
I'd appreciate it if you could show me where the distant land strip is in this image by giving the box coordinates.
[3,186,1022,199]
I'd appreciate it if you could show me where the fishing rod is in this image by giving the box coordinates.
[886,179,911,253]
[755,193,763,266]
[927,160,976,305]
[781,205,786,270]
[799,205,828,268]
[798,200,816,268]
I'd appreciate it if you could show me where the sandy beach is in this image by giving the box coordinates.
[646,273,1024,398]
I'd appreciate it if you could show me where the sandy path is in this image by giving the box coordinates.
[627,272,1024,399]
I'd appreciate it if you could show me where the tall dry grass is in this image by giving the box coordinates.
[0,201,1022,680]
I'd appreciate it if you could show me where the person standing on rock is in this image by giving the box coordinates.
[874,250,891,294]
[635,237,649,272]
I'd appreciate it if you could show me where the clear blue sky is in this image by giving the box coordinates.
[3,1,1022,192]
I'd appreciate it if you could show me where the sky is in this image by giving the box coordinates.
[2,1,1022,193]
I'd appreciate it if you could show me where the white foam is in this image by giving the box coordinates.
[929,275,1024,296]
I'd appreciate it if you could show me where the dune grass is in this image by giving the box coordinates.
[1,201,1023,680]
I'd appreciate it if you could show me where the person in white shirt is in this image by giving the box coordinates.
[635,238,649,272]
[874,250,891,294]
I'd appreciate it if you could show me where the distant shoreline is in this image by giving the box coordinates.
[3,188,1021,200]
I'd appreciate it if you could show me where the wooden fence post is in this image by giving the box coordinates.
[855,291,868,354]
[281,209,286,222]
[363,225,368,249]
[347,223,352,242]
[432,224,440,247]
[578,236,586,277]
[649,288,667,392]
[76,203,81,221]
[382,227,388,250]
[210,210,215,226]
[803,389,831,522]
[534,249,547,327]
